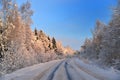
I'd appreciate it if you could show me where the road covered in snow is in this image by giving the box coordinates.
[2,58,120,80]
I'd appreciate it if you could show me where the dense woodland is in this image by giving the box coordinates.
[80,0,120,70]
[0,0,74,75]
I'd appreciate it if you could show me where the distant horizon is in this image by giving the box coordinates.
[17,0,117,50]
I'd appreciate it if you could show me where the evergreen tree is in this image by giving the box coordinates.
[47,36,50,41]
[52,37,57,49]
[34,28,38,36]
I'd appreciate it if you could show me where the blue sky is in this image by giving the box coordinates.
[17,0,117,50]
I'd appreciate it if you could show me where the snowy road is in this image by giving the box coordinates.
[3,58,120,80]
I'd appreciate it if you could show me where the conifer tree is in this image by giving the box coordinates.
[34,28,38,36]
[52,37,57,49]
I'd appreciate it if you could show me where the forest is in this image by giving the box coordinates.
[0,0,120,78]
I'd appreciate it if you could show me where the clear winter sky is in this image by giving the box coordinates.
[17,0,117,50]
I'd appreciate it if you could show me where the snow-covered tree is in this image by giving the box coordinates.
[20,1,33,26]
[0,0,66,75]
[80,0,120,70]
[52,37,57,49]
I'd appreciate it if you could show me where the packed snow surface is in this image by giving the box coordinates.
[2,58,120,80]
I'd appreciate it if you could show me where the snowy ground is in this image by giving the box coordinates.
[1,58,120,80]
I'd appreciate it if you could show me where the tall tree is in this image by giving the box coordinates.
[34,27,38,36]
[52,37,57,49]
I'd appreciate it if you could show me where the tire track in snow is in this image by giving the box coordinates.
[46,61,64,80]
[68,58,99,80]
[64,61,72,80]
[64,59,90,80]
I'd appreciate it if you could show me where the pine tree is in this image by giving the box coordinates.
[48,36,50,41]
[34,28,38,36]
[52,37,57,49]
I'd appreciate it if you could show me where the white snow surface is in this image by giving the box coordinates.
[1,58,120,80]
